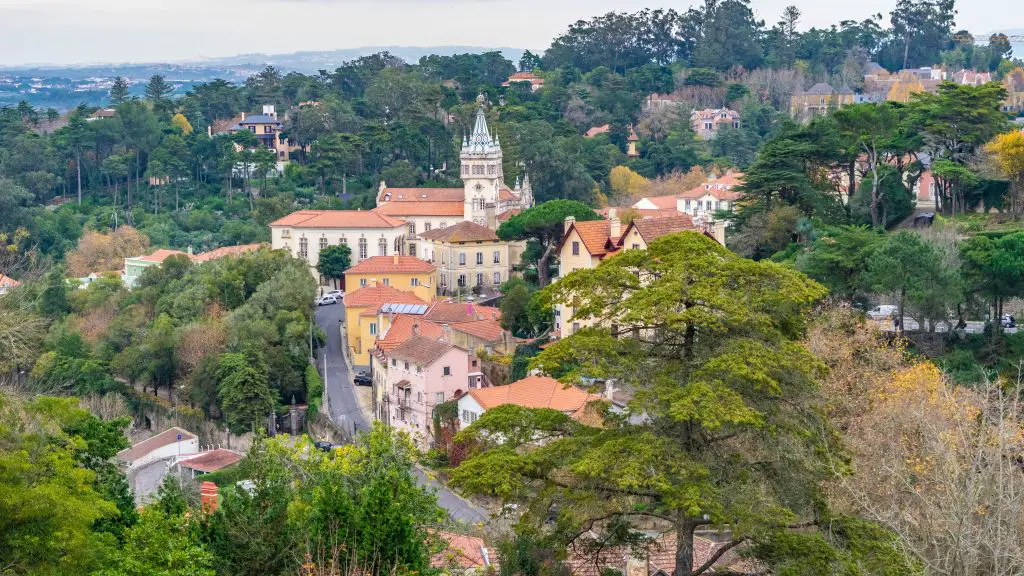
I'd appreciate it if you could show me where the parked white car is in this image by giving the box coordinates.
[325,290,344,298]
[867,305,898,320]
[317,295,339,306]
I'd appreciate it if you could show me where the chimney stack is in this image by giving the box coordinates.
[412,323,419,336]
[564,216,576,234]
[440,324,451,344]
[609,208,621,240]
[200,482,219,514]
[240,112,246,121]
[393,254,399,265]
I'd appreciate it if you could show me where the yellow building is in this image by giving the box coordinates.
[789,83,855,120]
[418,221,519,294]
[343,284,428,367]
[343,255,437,301]
[231,105,290,162]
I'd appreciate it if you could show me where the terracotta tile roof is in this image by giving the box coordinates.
[177,449,243,473]
[388,334,458,366]
[190,244,262,263]
[566,220,614,257]
[625,215,696,245]
[270,210,406,229]
[467,376,602,414]
[345,255,436,275]
[679,172,744,201]
[116,427,195,463]
[344,285,427,309]
[372,202,465,217]
[419,221,499,243]
[451,319,506,342]
[135,249,189,263]
[585,124,610,138]
[425,301,501,324]
[640,195,680,210]
[567,532,756,576]
[377,187,465,203]
[211,114,244,135]
[499,187,519,201]
[0,274,21,289]
[90,108,117,119]
[496,209,521,222]
[377,315,445,353]
[432,532,497,570]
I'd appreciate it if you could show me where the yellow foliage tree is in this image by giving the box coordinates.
[887,72,925,103]
[608,165,650,199]
[65,226,150,276]
[171,113,193,136]
[647,165,707,196]
[985,130,1024,216]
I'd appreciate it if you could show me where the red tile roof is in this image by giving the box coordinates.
[388,335,459,366]
[624,215,696,245]
[585,124,610,138]
[419,221,499,243]
[377,187,465,203]
[116,427,195,462]
[432,532,497,570]
[640,195,680,210]
[345,255,436,275]
[565,220,614,257]
[372,202,465,217]
[135,249,189,263]
[496,209,521,222]
[177,449,243,473]
[0,274,21,290]
[377,315,445,353]
[679,172,745,201]
[499,187,520,202]
[450,319,506,342]
[467,376,602,414]
[344,285,427,309]
[270,210,406,229]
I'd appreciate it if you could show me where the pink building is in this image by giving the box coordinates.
[385,334,471,447]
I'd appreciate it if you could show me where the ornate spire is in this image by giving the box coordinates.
[462,95,500,156]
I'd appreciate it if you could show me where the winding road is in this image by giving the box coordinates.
[314,303,488,525]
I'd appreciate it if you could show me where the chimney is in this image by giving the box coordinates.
[200,482,219,514]
[564,216,576,234]
[240,111,246,121]
[412,323,419,336]
[440,324,451,344]
[609,209,621,240]
[393,254,399,265]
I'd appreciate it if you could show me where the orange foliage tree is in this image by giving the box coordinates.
[65,226,150,277]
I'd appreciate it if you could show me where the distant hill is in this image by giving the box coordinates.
[0,46,530,81]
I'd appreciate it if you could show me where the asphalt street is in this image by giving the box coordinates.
[314,302,488,525]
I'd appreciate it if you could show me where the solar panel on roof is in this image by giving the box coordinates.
[380,303,428,315]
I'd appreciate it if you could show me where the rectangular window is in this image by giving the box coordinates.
[459,253,466,266]
[416,365,422,373]
[299,237,308,259]
[391,358,396,367]
[632,243,640,249]
[443,366,451,376]
[684,200,691,210]
[493,251,500,264]
[369,323,377,335]
[476,252,483,265]
[417,391,423,403]
[573,322,580,332]
[404,361,409,370]
[409,243,416,257]
[382,278,389,286]
[441,274,448,287]
[476,273,483,286]
[436,392,445,403]
[493,272,501,285]
[411,278,420,286]
[424,223,432,232]
[360,278,367,287]
[471,360,478,367]
[572,241,580,256]
[458,274,466,287]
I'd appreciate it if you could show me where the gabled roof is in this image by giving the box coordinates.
[377,315,445,353]
[344,284,427,309]
[116,427,195,463]
[388,335,459,366]
[450,319,506,342]
[345,255,436,275]
[499,187,520,201]
[177,449,242,473]
[802,82,836,95]
[238,114,281,125]
[466,376,603,414]
[372,202,465,217]
[635,195,679,210]
[623,215,696,245]
[424,301,501,324]
[0,274,21,289]
[584,124,610,138]
[419,221,499,243]
[270,210,406,229]
[565,220,614,257]
[377,187,465,203]
[133,249,189,264]
[678,172,745,201]
[432,532,497,570]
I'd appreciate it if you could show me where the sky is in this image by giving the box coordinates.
[0,0,1019,67]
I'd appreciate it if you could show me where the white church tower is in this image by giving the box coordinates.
[461,95,504,226]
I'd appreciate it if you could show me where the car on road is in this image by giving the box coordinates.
[867,305,898,320]
[317,295,339,306]
[313,440,334,452]
[1002,314,1017,328]
[325,290,344,298]
[353,371,372,386]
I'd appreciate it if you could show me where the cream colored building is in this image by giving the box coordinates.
[418,221,519,294]
[269,210,408,286]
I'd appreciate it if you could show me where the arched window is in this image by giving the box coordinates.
[358,237,367,260]
[378,237,387,256]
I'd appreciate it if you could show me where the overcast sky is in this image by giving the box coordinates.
[0,0,1018,67]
